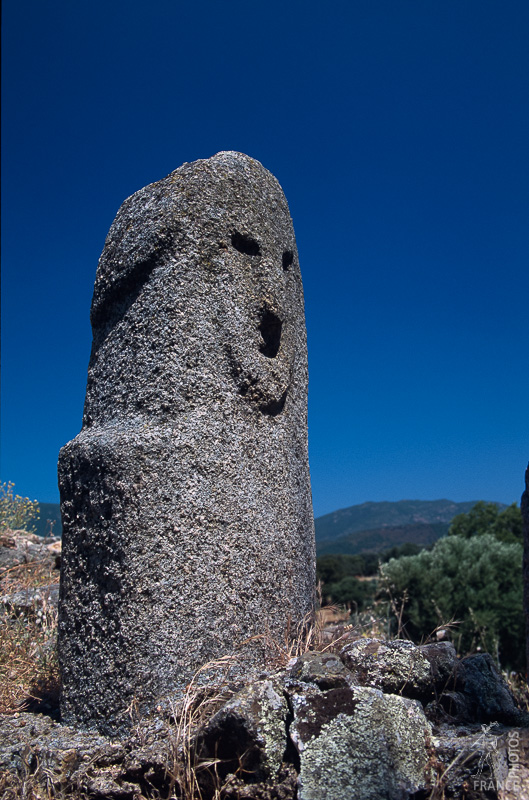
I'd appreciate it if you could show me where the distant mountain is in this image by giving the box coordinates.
[316,522,450,556]
[34,503,62,537]
[38,497,504,550]
[315,499,505,556]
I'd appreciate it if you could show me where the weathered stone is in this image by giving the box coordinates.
[196,680,289,784]
[340,637,458,701]
[0,712,184,799]
[433,724,529,799]
[1,655,527,799]
[58,152,315,734]
[522,463,529,684]
[286,652,354,690]
[0,713,129,797]
[454,654,529,726]
[288,684,433,800]
[0,529,60,571]
[220,763,298,799]
[0,707,298,800]
[420,641,460,685]
[2,584,59,616]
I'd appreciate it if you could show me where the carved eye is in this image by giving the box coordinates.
[231,231,260,256]
[282,250,294,270]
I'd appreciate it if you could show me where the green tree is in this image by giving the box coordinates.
[316,554,366,585]
[489,503,523,544]
[326,575,375,610]
[316,555,346,586]
[317,554,379,608]
[381,542,423,562]
[361,552,381,576]
[448,501,522,544]
[380,534,524,670]
[0,482,40,533]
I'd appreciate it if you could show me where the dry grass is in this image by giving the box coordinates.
[0,761,65,800]
[506,670,529,713]
[162,657,239,800]
[2,552,527,800]
[159,602,365,799]
[0,556,61,716]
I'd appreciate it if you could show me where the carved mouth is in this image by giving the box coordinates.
[259,308,282,358]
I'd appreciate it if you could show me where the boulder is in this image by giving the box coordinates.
[196,680,289,783]
[340,637,458,701]
[288,684,433,800]
[0,529,60,571]
[286,652,354,690]
[454,653,529,726]
[2,584,59,616]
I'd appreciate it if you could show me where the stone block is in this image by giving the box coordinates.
[289,685,433,800]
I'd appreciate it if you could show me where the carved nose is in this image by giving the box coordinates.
[259,309,282,358]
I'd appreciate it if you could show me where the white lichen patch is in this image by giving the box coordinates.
[214,679,288,778]
[341,638,432,695]
[292,686,433,800]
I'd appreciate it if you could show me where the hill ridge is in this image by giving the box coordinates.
[35,498,506,545]
[315,498,506,555]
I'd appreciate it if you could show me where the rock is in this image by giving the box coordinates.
[494,728,529,800]
[1,653,527,799]
[58,152,315,734]
[220,763,298,799]
[455,654,529,726]
[2,583,59,615]
[0,529,60,571]
[0,706,298,800]
[430,689,473,722]
[46,540,62,557]
[0,713,130,797]
[288,684,433,800]
[196,680,289,784]
[340,637,458,701]
[339,640,528,726]
[286,652,354,690]
[433,724,529,799]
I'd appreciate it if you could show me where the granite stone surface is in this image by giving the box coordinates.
[58,152,315,734]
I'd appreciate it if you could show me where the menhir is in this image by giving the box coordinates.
[58,152,316,734]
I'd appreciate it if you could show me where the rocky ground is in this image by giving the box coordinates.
[1,530,528,799]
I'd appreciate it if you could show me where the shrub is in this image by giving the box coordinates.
[380,534,524,670]
[448,500,523,544]
[326,575,376,610]
[0,482,40,533]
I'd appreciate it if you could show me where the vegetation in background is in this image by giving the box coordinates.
[318,502,525,671]
[316,522,449,556]
[0,482,40,534]
[315,498,483,543]
[380,512,524,670]
[0,484,60,715]
[317,543,423,609]
[448,500,523,544]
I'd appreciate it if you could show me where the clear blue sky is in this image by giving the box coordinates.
[1,1,528,518]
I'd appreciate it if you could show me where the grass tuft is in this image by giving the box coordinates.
[1,553,60,716]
